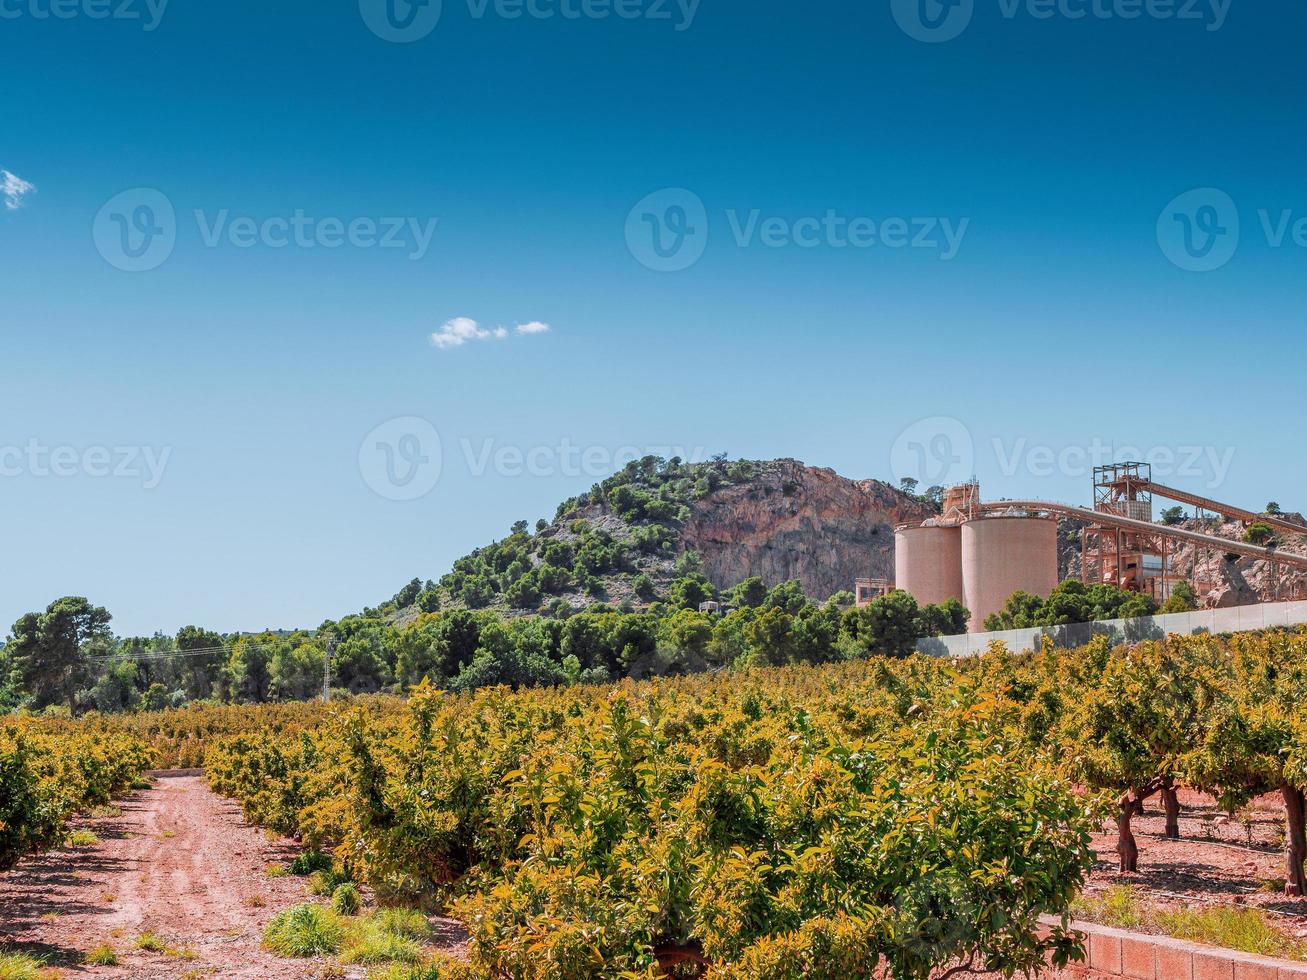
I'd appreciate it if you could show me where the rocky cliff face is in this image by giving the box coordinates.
[680,460,936,599]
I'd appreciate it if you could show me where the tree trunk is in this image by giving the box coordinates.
[1283,785,1307,897]
[1162,785,1181,840]
[1117,792,1139,872]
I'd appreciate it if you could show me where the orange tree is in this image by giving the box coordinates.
[1051,639,1209,872]
[1186,631,1307,895]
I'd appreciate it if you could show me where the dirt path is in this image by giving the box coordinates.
[0,775,342,977]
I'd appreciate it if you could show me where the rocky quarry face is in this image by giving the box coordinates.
[1058,515,1307,607]
[679,460,936,600]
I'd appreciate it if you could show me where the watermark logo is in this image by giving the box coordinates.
[892,0,973,42]
[93,188,176,272]
[93,189,441,271]
[1156,188,1239,272]
[359,0,442,42]
[891,417,976,488]
[625,188,709,273]
[359,417,443,501]
[0,440,171,489]
[626,188,968,271]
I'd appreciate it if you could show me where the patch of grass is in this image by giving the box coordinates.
[366,956,482,980]
[130,779,153,790]
[339,907,430,966]
[262,904,433,967]
[289,852,334,877]
[308,868,352,897]
[89,804,121,819]
[100,893,116,904]
[1158,905,1304,959]
[262,904,344,958]
[265,864,289,878]
[0,952,45,980]
[340,926,421,966]
[1073,885,1307,960]
[134,932,167,952]
[370,909,429,942]
[167,946,198,960]
[331,883,361,916]
[161,831,176,839]
[244,894,267,909]
[64,829,100,848]
[84,945,119,966]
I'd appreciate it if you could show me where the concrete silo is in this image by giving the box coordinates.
[894,524,964,608]
[961,517,1059,632]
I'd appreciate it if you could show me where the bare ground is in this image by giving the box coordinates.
[0,775,465,978]
[1082,789,1307,942]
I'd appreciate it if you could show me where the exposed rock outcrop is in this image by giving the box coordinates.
[680,460,936,599]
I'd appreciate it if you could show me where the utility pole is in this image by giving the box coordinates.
[322,634,335,701]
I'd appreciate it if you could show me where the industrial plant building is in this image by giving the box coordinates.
[881,464,1307,633]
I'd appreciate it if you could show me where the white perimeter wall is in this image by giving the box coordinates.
[915,599,1307,657]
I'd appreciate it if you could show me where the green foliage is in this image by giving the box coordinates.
[200,656,1105,978]
[0,952,46,980]
[84,944,119,966]
[1161,580,1200,614]
[1244,522,1276,545]
[289,850,335,876]
[263,903,345,957]
[331,882,362,915]
[985,580,1157,631]
[0,723,150,870]
[842,590,925,658]
[1160,506,1186,526]
[2,597,112,710]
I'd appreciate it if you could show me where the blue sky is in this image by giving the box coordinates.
[3,0,1305,636]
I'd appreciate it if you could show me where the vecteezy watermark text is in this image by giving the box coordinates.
[891,417,1236,491]
[359,417,710,501]
[358,0,699,42]
[892,0,1229,43]
[626,188,970,272]
[194,211,438,258]
[0,0,168,30]
[0,440,171,489]
[93,188,439,272]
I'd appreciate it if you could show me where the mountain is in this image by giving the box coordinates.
[410,457,936,618]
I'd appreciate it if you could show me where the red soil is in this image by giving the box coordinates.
[1084,788,1307,927]
[0,775,463,977]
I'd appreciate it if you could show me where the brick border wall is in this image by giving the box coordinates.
[1042,918,1307,980]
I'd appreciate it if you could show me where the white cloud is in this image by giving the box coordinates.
[1,169,35,210]
[430,317,506,350]
[430,317,551,350]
